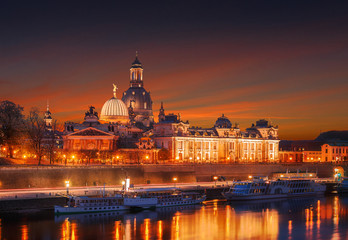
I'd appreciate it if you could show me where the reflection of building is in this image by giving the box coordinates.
[153,104,279,163]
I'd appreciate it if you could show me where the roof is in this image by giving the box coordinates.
[324,142,348,147]
[100,97,128,117]
[67,127,115,137]
[279,140,323,151]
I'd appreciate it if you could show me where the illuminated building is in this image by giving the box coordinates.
[62,54,283,163]
[122,53,154,129]
[43,101,52,130]
[321,143,348,162]
[100,84,129,124]
[153,104,280,163]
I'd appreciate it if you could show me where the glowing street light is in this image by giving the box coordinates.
[173,177,178,188]
[145,155,149,160]
[213,176,218,186]
[248,175,253,179]
[65,180,70,195]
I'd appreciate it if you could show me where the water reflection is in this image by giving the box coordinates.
[0,196,348,239]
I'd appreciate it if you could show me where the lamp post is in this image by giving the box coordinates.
[65,180,70,195]
[173,177,177,188]
[213,176,218,187]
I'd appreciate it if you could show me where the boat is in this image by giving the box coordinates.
[337,177,348,194]
[222,176,326,201]
[54,195,129,215]
[55,186,206,214]
[127,188,206,208]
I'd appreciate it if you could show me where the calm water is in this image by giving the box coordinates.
[0,196,348,240]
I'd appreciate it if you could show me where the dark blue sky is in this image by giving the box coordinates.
[1,1,348,139]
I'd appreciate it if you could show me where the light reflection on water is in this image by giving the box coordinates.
[0,196,347,239]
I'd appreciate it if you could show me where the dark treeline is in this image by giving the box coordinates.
[0,100,61,165]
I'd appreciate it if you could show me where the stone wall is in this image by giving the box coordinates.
[0,163,346,189]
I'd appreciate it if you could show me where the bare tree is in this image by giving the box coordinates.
[0,100,24,158]
[25,108,46,165]
[44,120,62,164]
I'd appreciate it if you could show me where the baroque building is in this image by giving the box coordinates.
[153,104,280,163]
[60,54,281,164]
[122,54,154,129]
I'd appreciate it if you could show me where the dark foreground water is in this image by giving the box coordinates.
[0,196,347,240]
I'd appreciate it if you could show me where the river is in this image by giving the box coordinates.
[0,195,347,239]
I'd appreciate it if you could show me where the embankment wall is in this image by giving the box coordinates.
[0,163,346,189]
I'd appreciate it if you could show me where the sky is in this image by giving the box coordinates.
[0,1,347,140]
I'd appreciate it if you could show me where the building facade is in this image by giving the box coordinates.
[322,143,348,162]
[153,105,280,163]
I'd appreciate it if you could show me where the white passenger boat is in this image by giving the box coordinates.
[337,177,348,194]
[54,195,129,215]
[55,187,206,214]
[222,176,326,201]
[128,188,206,208]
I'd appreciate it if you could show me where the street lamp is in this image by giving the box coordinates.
[65,180,70,195]
[213,176,218,186]
[173,177,177,188]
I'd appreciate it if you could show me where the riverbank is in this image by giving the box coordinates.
[0,163,345,189]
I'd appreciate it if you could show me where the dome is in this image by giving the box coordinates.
[122,87,153,111]
[100,97,129,124]
[214,114,232,128]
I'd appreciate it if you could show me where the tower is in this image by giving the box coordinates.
[158,102,165,122]
[129,51,144,88]
[122,53,154,128]
[44,101,53,130]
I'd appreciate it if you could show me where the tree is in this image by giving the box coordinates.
[44,120,63,164]
[0,100,24,158]
[25,108,46,165]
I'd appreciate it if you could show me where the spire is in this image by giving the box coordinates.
[47,99,50,112]
[158,101,165,122]
[113,84,118,98]
[132,51,142,67]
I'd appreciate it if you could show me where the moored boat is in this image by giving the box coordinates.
[127,188,206,208]
[222,176,326,201]
[54,195,129,215]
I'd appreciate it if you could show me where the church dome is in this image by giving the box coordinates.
[100,85,129,124]
[122,87,153,111]
[214,114,232,128]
